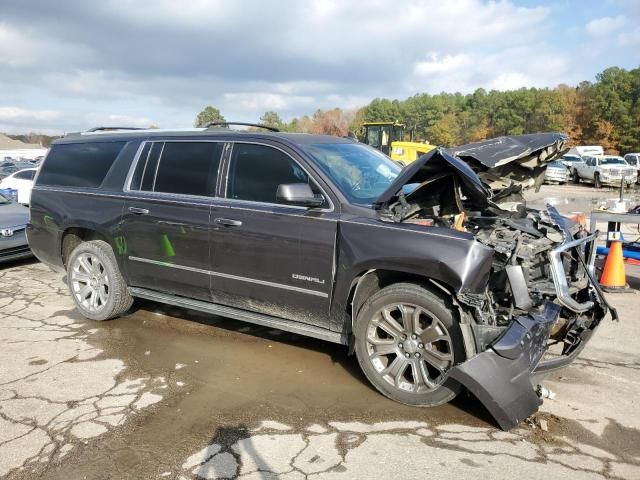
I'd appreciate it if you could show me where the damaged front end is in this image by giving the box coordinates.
[377,145,616,430]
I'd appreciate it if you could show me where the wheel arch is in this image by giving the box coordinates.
[346,269,477,358]
[60,224,115,268]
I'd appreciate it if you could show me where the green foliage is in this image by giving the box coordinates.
[193,66,640,154]
[260,111,285,129]
[350,66,640,153]
[194,106,225,127]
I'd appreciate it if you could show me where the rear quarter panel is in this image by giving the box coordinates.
[27,139,141,271]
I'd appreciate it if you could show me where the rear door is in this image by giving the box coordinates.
[120,140,224,300]
[209,141,338,329]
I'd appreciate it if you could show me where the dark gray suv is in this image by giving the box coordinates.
[27,125,612,429]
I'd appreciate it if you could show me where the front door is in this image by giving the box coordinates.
[120,140,224,300]
[209,142,338,329]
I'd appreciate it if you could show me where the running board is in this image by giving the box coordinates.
[128,287,348,345]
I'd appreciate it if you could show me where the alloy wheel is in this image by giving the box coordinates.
[365,303,454,393]
[70,253,110,312]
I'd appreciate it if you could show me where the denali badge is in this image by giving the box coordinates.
[1,228,14,237]
[292,273,325,285]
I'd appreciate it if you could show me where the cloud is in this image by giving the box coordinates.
[0,0,638,134]
[414,54,472,76]
[585,15,626,36]
[618,26,640,46]
[0,107,60,122]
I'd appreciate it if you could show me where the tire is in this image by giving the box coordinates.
[67,240,133,321]
[354,283,466,407]
[594,173,602,189]
[571,169,580,184]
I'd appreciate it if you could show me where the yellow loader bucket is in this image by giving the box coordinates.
[390,141,435,164]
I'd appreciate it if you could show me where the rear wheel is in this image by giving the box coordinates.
[67,240,133,321]
[354,283,465,407]
[594,173,602,189]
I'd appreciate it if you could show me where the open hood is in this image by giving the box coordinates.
[376,147,491,206]
[375,133,569,210]
[447,132,569,191]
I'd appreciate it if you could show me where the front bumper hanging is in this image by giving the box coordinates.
[449,303,561,430]
[450,216,616,430]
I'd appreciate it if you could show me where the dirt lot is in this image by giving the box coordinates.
[1,185,640,479]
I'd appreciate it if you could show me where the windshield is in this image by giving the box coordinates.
[306,143,402,204]
[562,156,582,163]
[601,157,626,165]
[549,160,565,168]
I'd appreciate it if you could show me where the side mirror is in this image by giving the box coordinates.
[276,183,324,208]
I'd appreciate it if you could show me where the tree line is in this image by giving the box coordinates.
[196,66,640,154]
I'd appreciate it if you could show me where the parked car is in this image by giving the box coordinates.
[27,126,613,430]
[0,191,32,263]
[0,168,38,204]
[559,154,584,169]
[544,160,569,184]
[571,155,637,188]
[624,153,640,182]
[0,165,19,181]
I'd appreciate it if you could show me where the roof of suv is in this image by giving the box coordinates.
[57,128,355,147]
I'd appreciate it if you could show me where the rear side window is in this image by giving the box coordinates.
[130,141,223,196]
[38,142,125,188]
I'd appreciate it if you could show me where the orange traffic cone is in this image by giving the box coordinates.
[600,240,628,291]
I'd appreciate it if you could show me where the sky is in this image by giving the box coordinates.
[0,0,639,135]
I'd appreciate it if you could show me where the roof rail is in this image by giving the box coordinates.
[84,127,148,133]
[203,122,280,132]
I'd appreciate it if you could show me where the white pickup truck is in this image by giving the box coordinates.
[570,155,637,188]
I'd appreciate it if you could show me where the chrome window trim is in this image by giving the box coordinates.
[151,142,165,191]
[214,196,307,211]
[128,255,329,298]
[224,141,335,213]
[123,140,150,192]
[136,142,153,190]
[123,139,226,199]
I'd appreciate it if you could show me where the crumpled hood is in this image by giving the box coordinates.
[0,201,29,228]
[376,147,491,206]
[447,132,569,191]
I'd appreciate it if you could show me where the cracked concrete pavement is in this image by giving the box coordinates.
[0,264,166,478]
[1,185,639,479]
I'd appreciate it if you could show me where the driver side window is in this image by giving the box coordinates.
[227,143,327,206]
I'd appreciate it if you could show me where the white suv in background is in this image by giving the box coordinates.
[572,155,637,188]
[0,168,38,204]
[624,153,640,183]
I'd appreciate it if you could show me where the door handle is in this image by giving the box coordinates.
[128,206,149,215]
[213,218,242,227]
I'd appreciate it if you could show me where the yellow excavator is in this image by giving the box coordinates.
[361,121,434,164]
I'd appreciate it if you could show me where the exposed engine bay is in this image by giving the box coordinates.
[374,136,614,430]
[379,146,612,350]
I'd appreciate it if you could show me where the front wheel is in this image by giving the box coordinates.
[594,173,602,189]
[354,283,465,407]
[67,240,133,321]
